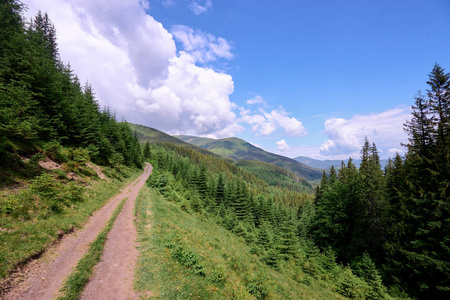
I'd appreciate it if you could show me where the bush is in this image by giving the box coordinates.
[1,194,23,214]
[165,231,206,276]
[351,253,387,300]
[247,271,270,299]
[261,248,280,270]
[334,266,370,299]
[171,244,206,276]
[43,141,68,163]
[210,264,227,285]
[30,173,84,213]
[77,165,98,177]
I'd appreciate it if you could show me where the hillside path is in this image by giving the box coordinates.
[81,163,152,300]
[2,163,152,300]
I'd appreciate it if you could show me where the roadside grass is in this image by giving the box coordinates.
[135,186,344,299]
[57,198,126,300]
[0,164,141,279]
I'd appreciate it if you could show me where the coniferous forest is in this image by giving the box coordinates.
[0,0,142,178]
[1,1,449,299]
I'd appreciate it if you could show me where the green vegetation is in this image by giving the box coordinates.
[135,186,347,299]
[236,160,311,193]
[130,124,192,146]
[136,142,392,299]
[0,0,143,187]
[0,163,140,279]
[312,65,450,299]
[57,199,126,300]
[176,135,322,181]
[0,0,144,281]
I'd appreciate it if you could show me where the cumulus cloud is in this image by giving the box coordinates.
[241,108,307,137]
[246,95,266,105]
[276,139,290,151]
[171,25,233,63]
[189,0,212,15]
[319,107,411,159]
[23,0,241,138]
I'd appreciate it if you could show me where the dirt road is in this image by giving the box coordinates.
[2,163,152,300]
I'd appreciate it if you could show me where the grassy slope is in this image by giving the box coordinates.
[129,123,189,146]
[0,163,141,279]
[135,186,344,299]
[129,124,226,160]
[236,160,312,192]
[176,136,323,181]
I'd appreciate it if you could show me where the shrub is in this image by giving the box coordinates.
[247,271,269,299]
[171,244,206,276]
[351,253,387,300]
[29,152,44,164]
[43,141,68,163]
[1,194,23,214]
[334,266,370,299]
[31,173,64,212]
[261,248,279,270]
[210,264,227,285]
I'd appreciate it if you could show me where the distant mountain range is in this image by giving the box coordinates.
[294,156,390,170]
[129,123,391,180]
[175,135,322,181]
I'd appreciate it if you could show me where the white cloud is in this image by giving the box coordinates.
[387,147,405,157]
[162,0,176,8]
[276,139,290,151]
[171,25,233,64]
[319,107,411,159]
[247,95,266,105]
[189,0,212,15]
[23,0,241,139]
[241,108,307,137]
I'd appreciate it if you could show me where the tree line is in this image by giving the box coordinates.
[0,0,142,169]
[312,64,449,299]
[145,142,389,299]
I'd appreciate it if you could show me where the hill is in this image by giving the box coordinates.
[176,136,322,181]
[129,123,190,146]
[134,142,391,299]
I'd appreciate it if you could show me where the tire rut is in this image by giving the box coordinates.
[2,163,152,300]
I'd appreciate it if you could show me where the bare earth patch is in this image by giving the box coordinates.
[38,158,61,170]
[1,164,152,300]
[86,162,108,180]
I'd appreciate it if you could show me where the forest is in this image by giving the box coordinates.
[1,0,449,299]
[0,0,142,184]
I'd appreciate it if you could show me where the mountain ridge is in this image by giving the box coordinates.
[175,135,322,181]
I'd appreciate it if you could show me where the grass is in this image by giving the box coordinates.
[0,164,141,279]
[134,186,345,299]
[57,198,126,300]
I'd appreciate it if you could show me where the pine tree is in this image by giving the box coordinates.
[384,64,450,298]
[143,141,150,160]
[277,217,298,260]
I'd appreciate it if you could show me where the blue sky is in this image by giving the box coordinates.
[24,0,450,159]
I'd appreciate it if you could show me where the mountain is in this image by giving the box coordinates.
[176,135,322,181]
[294,156,348,170]
[294,156,390,170]
[129,123,190,146]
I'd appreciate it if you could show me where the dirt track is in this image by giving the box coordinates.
[2,163,152,300]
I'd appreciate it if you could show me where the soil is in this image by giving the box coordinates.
[81,163,153,300]
[86,163,108,180]
[1,163,152,300]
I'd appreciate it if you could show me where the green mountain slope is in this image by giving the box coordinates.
[129,123,189,146]
[236,160,312,192]
[176,136,322,181]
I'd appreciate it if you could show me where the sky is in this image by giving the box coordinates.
[22,0,450,160]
